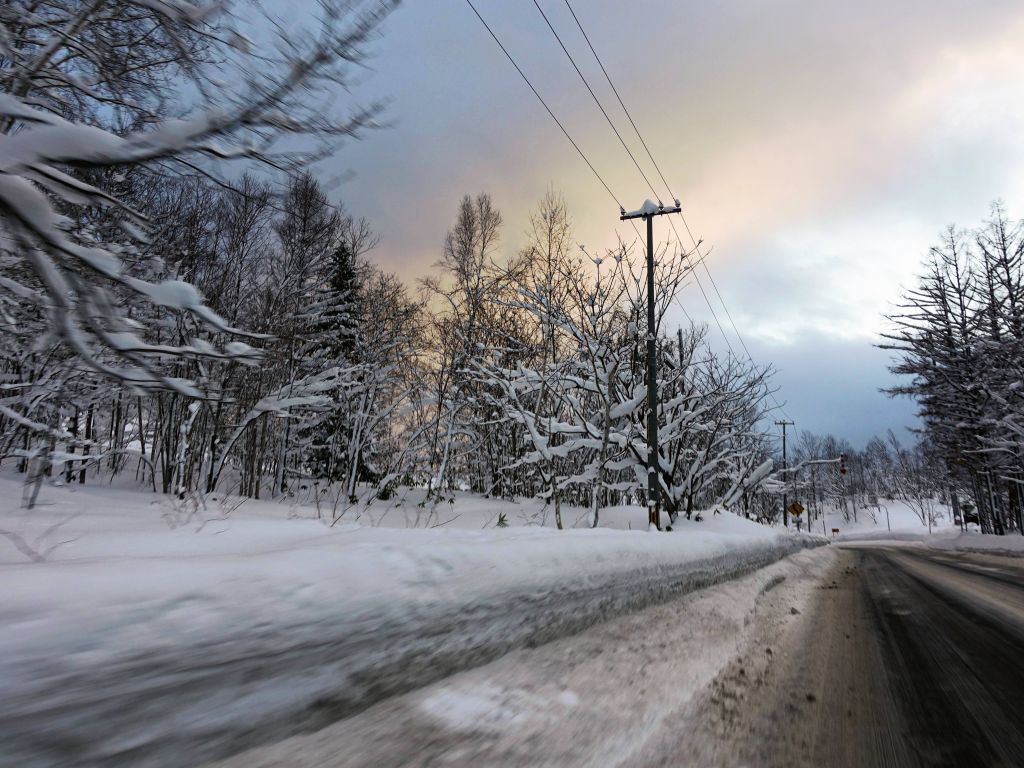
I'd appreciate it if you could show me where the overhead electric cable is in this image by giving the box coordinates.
[466,1,793,424]
[672,214,794,421]
[530,0,661,201]
[463,0,623,210]
[663,225,737,357]
[681,217,756,364]
[561,0,677,201]
[560,0,794,422]
[547,0,745,357]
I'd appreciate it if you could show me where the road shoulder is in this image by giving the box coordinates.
[673,544,1024,768]
[633,545,866,767]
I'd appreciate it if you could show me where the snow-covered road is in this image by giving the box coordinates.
[673,545,1024,767]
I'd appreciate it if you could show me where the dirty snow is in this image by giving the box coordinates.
[211,548,838,768]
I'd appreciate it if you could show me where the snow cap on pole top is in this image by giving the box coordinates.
[624,199,662,218]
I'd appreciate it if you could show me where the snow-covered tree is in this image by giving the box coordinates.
[1,0,396,394]
[884,203,1024,534]
[476,201,780,529]
[420,193,507,498]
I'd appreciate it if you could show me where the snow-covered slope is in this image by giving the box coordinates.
[0,478,818,767]
[807,498,1023,555]
[811,499,956,539]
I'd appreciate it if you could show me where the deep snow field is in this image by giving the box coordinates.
[796,496,953,538]
[0,471,808,571]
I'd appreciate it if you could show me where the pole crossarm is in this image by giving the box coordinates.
[620,200,681,221]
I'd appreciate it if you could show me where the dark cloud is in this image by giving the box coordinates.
[750,333,920,448]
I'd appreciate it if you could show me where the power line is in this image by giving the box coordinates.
[561,0,677,202]
[620,216,739,374]
[662,224,737,357]
[462,0,622,211]
[620,204,740,365]
[672,213,794,421]
[464,0,743,398]
[550,0,740,354]
[679,216,756,365]
[557,1,794,421]
[465,0,794,429]
[530,0,661,201]
[625,221,792,426]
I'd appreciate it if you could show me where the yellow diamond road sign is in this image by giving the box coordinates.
[787,501,805,517]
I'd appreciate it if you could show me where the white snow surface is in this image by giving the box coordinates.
[926,529,1024,555]
[0,477,816,767]
[812,498,1024,556]
[808,498,956,539]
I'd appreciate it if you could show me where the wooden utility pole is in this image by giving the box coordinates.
[775,419,794,527]
[621,199,680,530]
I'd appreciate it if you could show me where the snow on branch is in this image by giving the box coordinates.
[0,0,397,400]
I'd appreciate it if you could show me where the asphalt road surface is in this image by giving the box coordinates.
[685,545,1024,768]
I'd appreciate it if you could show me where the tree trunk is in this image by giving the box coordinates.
[79,405,93,484]
[66,407,79,483]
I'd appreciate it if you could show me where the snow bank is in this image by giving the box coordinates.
[214,548,839,768]
[810,499,1023,555]
[926,530,1024,556]
[0,479,818,767]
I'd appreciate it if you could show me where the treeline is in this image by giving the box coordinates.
[0,0,783,526]
[2,175,781,525]
[420,192,777,526]
[883,203,1024,535]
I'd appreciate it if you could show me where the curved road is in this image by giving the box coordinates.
[691,545,1024,767]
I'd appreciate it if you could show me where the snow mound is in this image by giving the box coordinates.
[927,530,1024,557]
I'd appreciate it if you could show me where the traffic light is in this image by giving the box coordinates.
[839,453,848,475]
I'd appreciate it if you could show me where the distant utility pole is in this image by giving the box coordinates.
[621,199,681,530]
[775,420,794,528]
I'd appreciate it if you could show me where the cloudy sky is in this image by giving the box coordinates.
[316,0,1024,447]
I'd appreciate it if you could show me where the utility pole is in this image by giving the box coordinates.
[621,199,680,530]
[775,420,794,527]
